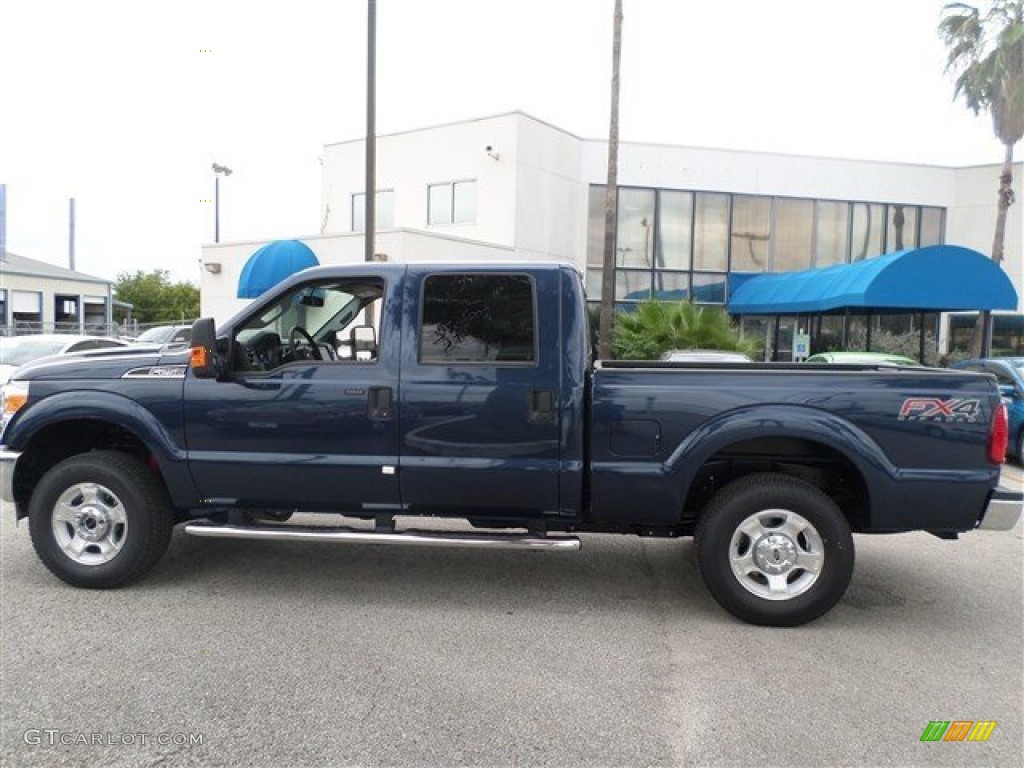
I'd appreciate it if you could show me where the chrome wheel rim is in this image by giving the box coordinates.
[51,483,128,565]
[729,509,824,601]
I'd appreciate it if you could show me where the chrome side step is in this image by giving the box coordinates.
[183,522,581,551]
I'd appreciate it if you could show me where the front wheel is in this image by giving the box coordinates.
[28,451,174,588]
[696,473,854,627]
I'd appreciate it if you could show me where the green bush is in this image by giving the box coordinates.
[611,300,757,360]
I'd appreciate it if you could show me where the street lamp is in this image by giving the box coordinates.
[212,163,233,243]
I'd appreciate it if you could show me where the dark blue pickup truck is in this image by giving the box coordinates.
[1,263,1019,625]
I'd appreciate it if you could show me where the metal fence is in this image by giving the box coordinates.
[0,320,197,339]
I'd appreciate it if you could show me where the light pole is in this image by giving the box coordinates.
[212,163,233,243]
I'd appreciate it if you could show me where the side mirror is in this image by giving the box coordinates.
[351,325,377,361]
[189,318,219,379]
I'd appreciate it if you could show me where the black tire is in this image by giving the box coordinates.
[696,473,854,627]
[28,451,174,588]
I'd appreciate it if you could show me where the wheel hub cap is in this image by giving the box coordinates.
[75,507,111,542]
[754,534,797,574]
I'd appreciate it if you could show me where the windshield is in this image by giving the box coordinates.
[0,338,68,365]
[239,283,368,341]
[135,326,176,343]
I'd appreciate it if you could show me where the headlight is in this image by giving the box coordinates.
[0,381,29,435]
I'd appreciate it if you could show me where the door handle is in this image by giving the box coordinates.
[368,386,394,420]
[528,389,555,425]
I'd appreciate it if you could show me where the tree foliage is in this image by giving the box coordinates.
[940,1,1023,355]
[941,1,1024,153]
[113,270,199,324]
[611,300,757,360]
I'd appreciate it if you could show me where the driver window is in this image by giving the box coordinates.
[232,278,384,372]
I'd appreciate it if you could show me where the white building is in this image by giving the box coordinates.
[0,251,115,335]
[200,112,1022,354]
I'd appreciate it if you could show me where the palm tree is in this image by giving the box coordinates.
[612,300,757,360]
[598,0,623,360]
[940,1,1024,355]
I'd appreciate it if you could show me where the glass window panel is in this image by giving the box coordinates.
[693,193,729,271]
[585,268,604,300]
[919,207,944,246]
[453,180,477,224]
[615,269,651,301]
[419,274,535,363]
[353,191,393,232]
[377,190,394,229]
[616,188,656,268]
[730,195,771,272]
[587,185,606,268]
[773,198,814,272]
[652,271,690,301]
[850,202,884,261]
[886,205,917,252]
[814,201,850,266]
[691,273,726,304]
[428,184,451,225]
[352,194,366,232]
[657,190,693,270]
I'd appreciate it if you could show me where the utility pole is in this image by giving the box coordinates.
[365,0,377,263]
[598,0,623,360]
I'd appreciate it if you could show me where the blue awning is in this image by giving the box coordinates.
[236,239,319,298]
[727,245,1018,315]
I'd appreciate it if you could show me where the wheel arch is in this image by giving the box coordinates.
[7,392,193,519]
[668,405,893,533]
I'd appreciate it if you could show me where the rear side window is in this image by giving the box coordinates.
[420,274,536,364]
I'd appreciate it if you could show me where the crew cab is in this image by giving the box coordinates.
[1,262,1019,626]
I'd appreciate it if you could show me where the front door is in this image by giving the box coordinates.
[184,273,401,513]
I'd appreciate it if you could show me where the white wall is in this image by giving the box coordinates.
[321,113,522,246]
[581,141,960,206]
[948,163,1023,310]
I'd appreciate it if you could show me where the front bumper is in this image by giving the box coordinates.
[0,447,19,505]
[978,487,1024,531]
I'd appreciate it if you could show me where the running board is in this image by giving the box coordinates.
[183,522,581,551]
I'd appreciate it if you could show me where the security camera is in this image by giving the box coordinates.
[485,145,500,161]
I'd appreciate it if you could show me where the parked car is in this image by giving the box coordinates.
[805,351,921,366]
[0,335,132,385]
[951,358,1024,462]
[133,324,192,345]
[660,349,753,363]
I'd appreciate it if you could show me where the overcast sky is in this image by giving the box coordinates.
[0,0,1001,285]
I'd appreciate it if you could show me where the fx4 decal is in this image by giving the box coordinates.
[898,397,982,422]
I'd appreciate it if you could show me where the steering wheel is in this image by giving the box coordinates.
[289,326,323,361]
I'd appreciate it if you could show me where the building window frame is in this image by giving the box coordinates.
[428,180,477,226]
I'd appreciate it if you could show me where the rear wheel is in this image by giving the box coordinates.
[696,473,854,626]
[29,451,174,588]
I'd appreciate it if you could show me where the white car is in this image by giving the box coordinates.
[0,334,133,385]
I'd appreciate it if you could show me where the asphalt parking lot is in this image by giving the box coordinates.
[1,478,1021,768]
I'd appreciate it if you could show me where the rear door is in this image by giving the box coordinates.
[398,268,562,518]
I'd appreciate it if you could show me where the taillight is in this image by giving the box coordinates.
[988,403,1008,464]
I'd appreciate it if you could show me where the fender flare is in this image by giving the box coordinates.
[664,403,899,521]
[5,390,196,510]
